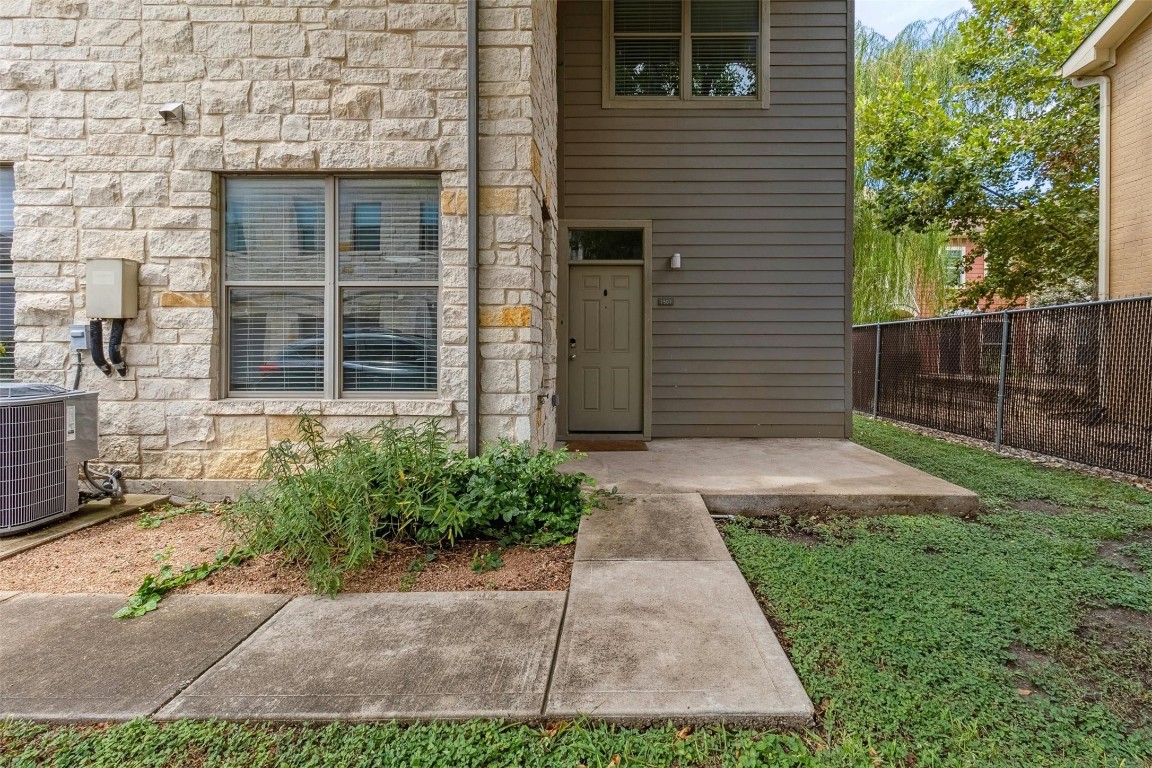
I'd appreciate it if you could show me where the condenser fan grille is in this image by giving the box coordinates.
[0,401,67,527]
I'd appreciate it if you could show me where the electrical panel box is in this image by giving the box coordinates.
[85,259,139,319]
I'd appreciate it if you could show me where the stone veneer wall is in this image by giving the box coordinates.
[0,0,557,496]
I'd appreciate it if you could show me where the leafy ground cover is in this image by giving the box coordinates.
[725,416,1152,766]
[3,416,1150,766]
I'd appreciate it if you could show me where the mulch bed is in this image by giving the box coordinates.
[0,508,573,596]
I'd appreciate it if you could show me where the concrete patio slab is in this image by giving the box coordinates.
[575,494,729,562]
[158,592,566,722]
[0,593,287,722]
[0,494,170,561]
[565,439,977,516]
[545,560,813,727]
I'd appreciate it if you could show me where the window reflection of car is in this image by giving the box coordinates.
[242,332,435,391]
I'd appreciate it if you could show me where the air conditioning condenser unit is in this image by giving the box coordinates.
[1,384,99,535]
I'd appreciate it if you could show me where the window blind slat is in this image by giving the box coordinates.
[615,39,681,96]
[690,0,758,33]
[338,178,439,283]
[228,287,326,394]
[341,287,437,393]
[615,0,681,33]
[224,178,326,283]
[691,36,758,96]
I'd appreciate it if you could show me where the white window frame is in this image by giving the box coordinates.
[221,174,441,400]
[602,0,770,110]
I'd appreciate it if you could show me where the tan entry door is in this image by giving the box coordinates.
[568,264,643,432]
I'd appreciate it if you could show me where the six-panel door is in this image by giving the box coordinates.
[567,264,643,432]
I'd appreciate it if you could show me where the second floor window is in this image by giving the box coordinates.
[610,0,763,103]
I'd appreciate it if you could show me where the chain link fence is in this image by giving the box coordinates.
[853,297,1152,479]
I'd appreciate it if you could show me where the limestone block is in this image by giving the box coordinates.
[166,260,211,292]
[308,30,345,58]
[224,114,281,142]
[136,207,211,230]
[101,400,168,435]
[192,23,251,57]
[146,227,211,261]
[311,118,369,141]
[258,143,316,169]
[28,91,84,119]
[203,450,264,480]
[99,435,141,464]
[252,81,294,114]
[0,60,54,90]
[157,343,213,378]
[80,229,145,262]
[167,414,215,448]
[14,160,65,190]
[159,291,212,308]
[281,114,309,141]
[252,24,306,57]
[11,227,77,261]
[369,140,436,169]
[142,21,193,53]
[332,85,382,120]
[480,359,518,394]
[389,3,458,30]
[76,19,140,46]
[85,92,138,119]
[142,450,204,479]
[119,173,168,207]
[328,9,389,31]
[174,137,224,170]
[216,416,268,451]
[317,141,369,169]
[55,62,115,90]
[137,377,213,401]
[11,19,76,46]
[141,54,206,83]
[201,81,250,115]
[346,32,413,68]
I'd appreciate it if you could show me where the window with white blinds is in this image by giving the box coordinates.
[224,176,439,397]
[609,0,764,104]
[0,167,14,382]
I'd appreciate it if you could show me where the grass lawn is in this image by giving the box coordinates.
[2,416,1150,767]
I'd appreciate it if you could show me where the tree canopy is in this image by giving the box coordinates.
[861,0,1113,307]
[853,16,963,323]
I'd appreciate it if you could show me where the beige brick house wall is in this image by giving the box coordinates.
[1110,12,1152,299]
[0,0,558,495]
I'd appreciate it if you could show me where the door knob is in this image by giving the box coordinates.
[569,354,576,360]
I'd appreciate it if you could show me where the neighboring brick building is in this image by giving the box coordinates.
[0,0,854,499]
[1063,0,1152,300]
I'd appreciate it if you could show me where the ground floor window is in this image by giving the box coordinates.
[0,166,14,381]
[223,176,440,397]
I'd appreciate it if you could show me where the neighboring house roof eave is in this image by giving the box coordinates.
[1061,0,1152,78]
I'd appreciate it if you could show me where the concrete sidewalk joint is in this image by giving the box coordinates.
[158,592,566,722]
[0,593,287,723]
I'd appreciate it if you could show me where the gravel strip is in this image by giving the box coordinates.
[0,509,573,595]
[866,416,1152,492]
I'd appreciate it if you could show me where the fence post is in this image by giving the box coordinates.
[872,324,881,418]
[994,312,1010,451]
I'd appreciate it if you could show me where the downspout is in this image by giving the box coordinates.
[1071,75,1111,300]
[467,0,480,457]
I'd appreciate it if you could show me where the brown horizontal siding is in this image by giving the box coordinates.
[559,0,850,438]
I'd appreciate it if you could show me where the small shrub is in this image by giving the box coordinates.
[223,411,600,595]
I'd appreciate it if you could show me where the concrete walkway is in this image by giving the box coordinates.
[0,494,812,726]
[565,438,978,516]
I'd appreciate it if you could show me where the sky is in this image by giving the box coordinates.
[856,0,971,39]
